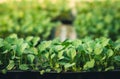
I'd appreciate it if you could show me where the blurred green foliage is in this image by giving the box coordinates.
[74,1,120,40]
[0,1,120,40]
[0,0,70,39]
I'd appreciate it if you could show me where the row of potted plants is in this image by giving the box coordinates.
[0,34,120,74]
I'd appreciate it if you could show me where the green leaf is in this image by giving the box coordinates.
[104,14,112,23]
[67,47,76,60]
[72,39,82,47]
[51,53,56,59]
[19,64,29,70]
[6,60,15,70]
[114,43,120,50]
[55,63,59,68]
[53,45,64,51]
[25,36,33,42]
[94,43,103,55]
[1,69,7,74]
[8,34,18,39]
[3,41,11,51]
[15,42,29,56]
[29,47,38,55]
[15,46,23,56]
[32,37,40,46]
[62,39,72,47]
[107,49,114,58]
[105,66,114,71]
[44,52,49,59]
[2,50,9,54]
[114,39,120,50]
[101,56,106,60]
[84,59,95,70]
[58,51,64,59]
[114,56,120,62]
[45,69,51,72]
[21,43,29,52]
[77,45,84,51]
[64,63,75,69]
[13,39,26,56]
[27,54,35,63]
[38,41,52,52]
[56,68,61,73]
[87,47,93,53]
[24,48,38,55]
[101,37,110,47]
[40,70,45,75]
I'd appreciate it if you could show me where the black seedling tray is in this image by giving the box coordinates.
[0,71,120,79]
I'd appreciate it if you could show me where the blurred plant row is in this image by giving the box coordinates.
[0,34,120,73]
[0,1,120,40]
[74,1,120,40]
[0,0,69,39]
